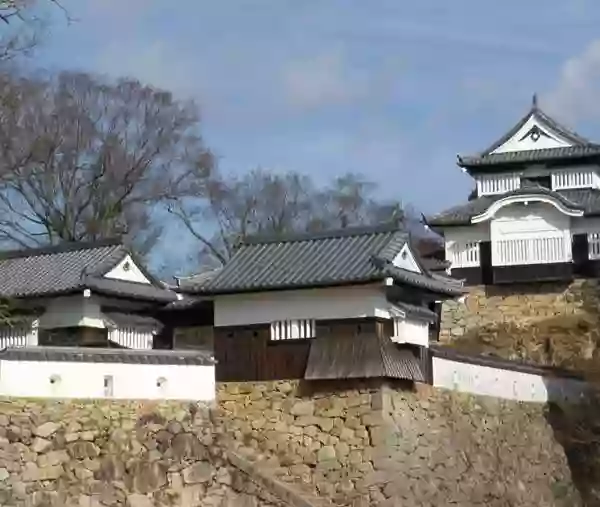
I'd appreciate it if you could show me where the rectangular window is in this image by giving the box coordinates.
[103,375,114,397]
[588,232,600,260]
[270,320,316,341]
[173,326,214,351]
[520,175,551,189]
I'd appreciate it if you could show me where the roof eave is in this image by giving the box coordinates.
[426,218,472,228]
[199,277,386,296]
[458,151,600,172]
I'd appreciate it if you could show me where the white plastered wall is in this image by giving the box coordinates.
[0,360,215,401]
[214,285,391,327]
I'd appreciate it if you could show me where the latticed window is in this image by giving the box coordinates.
[270,319,316,341]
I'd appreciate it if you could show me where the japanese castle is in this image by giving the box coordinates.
[429,95,600,285]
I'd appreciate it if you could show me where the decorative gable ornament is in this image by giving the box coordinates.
[518,125,551,144]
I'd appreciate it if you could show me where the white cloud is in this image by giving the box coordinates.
[84,0,150,26]
[96,39,196,96]
[543,40,600,123]
[280,48,367,110]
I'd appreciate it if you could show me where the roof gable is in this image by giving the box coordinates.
[0,240,175,302]
[458,96,600,170]
[391,244,421,273]
[103,254,152,285]
[482,96,590,156]
[489,113,575,154]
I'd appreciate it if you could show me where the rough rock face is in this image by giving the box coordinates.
[0,381,588,506]
[218,380,582,506]
[439,279,600,369]
[0,399,307,507]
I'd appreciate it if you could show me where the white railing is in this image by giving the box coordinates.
[109,327,154,349]
[270,319,316,341]
[445,241,480,268]
[589,233,600,259]
[493,236,569,266]
[0,320,37,348]
[476,174,519,196]
[552,171,594,190]
[0,331,27,349]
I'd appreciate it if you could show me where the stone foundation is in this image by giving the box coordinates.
[217,380,581,506]
[0,380,592,506]
[439,279,600,369]
[0,398,319,507]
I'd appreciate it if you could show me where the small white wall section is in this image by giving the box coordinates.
[392,318,428,347]
[214,285,391,327]
[104,255,152,284]
[39,295,105,329]
[391,244,420,272]
[491,115,573,154]
[432,356,587,403]
[0,359,215,401]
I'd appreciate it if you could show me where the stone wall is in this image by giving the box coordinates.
[0,380,592,506]
[439,278,600,369]
[0,398,321,507]
[217,380,582,506]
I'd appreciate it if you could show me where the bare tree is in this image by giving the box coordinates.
[168,167,411,269]
[0,71,213,255]
[0,0,68,62]
[308,173,405,230]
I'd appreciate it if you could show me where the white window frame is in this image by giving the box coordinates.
[589,232,600,260]
[270,319,316,341]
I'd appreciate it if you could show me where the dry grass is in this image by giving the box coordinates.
[447,313,600,376]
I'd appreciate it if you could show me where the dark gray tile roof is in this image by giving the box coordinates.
[459,145,600,168]
[0,346,215,365]
[393,301,437,323]
[165,296,206,310]
[0,240,176,302]
[103,312,163,329]
[429,187,600,226]
[459,100,598,170]
[199,223,462,297]
[175,268,223,292]
[377,262,465,297]
[84,277,176,303]
[420,257,450,272]
[304,333,424,382]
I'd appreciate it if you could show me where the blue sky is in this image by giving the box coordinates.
[28,0,600,271]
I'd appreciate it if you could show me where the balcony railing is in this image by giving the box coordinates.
[493,236,570,266]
